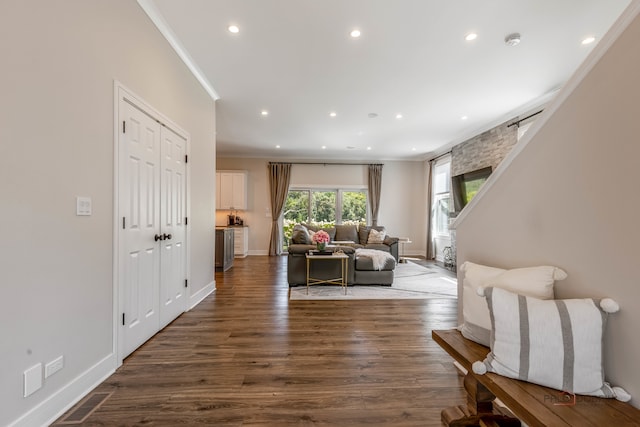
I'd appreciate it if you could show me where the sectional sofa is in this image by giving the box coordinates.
[287,224,399,286]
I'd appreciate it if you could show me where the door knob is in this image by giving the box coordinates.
[163,233,172,240]
[154,234,164,241]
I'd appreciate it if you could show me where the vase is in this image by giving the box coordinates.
[316,243,326,251]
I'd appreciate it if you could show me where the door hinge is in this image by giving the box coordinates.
[184,279,188,288]
[122,313,125,326]
[122,217,126,229]
[122,120,126,134]
[184,154,188,163]
[185,217,188,225]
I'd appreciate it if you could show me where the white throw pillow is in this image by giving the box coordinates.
[367,228,386,244]
[460,261,567,346]
[472,287,630,401]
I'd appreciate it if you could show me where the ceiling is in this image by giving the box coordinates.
[142,0,630,161]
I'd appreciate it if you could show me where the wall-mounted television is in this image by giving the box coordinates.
[451,166,492,213]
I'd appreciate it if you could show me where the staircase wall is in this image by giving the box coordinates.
[454,4,640,407]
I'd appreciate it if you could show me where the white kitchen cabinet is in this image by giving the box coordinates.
[217,170,247,210]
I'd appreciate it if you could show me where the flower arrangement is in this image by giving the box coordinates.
[312,229,330,250]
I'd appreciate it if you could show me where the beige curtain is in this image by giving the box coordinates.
[268,162,292,256]
[425,160,435,259]
[368,164,383,226]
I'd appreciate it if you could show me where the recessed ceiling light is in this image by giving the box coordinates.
[350,29,361,38]
[261,110,269,116]
[329,112,337,117]
[321,145,327,150]
[504,33,521,46]
[461,115,468,120]
[465,33,478,41]
[582,36,596,45]
[228,25,239,34]
[411,147,417,151]
[396,113,403,119]
[366,146,372,151]
[275,145,280,149]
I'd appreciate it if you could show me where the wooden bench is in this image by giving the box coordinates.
[433,329,640,427]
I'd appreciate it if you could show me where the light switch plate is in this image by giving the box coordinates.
[45,355,64,378]
[76,196,92,216]
[24,363,42,397]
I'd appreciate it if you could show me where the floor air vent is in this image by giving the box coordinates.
[56,391,113,424]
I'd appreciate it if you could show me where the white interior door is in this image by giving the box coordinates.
[119,97,188,358]
[119,101,161,357]
[159,126,187,328]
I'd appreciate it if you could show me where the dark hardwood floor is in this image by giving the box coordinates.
[53,256,464,426]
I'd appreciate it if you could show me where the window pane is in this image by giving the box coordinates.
[341,191,367,225]
[434,194,450,235]
[434,162,451,194]
[283,190,309,248]
[311,191,336,227]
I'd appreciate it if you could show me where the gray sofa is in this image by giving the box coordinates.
[287,224,398,286]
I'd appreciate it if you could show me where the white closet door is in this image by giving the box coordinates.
[159,126,187,327]
[120,102,161,357]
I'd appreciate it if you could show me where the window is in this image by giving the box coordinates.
[282,188,367,248]
[310,190,336,226]
[432,159,451,237]
[340,191,367,225]
[518,121,533,140]
[283,189,309,225]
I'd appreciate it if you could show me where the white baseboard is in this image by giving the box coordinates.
[189,280,215,310]
[404,250,427,258]
[9,354,115,427]
[248,250,269,256]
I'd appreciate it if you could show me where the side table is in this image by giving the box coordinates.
[398,237,412,263]
[305,253,349,295]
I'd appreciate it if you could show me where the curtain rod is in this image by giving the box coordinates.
[507,109,543,128]
[269,162,383,166]
[428,151,451,163]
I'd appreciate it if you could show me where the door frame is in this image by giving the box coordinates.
[113,80,191,366]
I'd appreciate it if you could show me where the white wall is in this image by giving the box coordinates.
[0,1,216,425]
[216,159,428,255]
[376,161,428,256]
[454,5,640,407]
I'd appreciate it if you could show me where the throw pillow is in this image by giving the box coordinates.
[367,228,386,244]
[334,224,358,242]
[302,223,318,232]
[358,226,371,245]
[472,287,630,401]
[460,261,567,346]
[324,227,336,242]
[290,224,311,244]
[301,224,336,241]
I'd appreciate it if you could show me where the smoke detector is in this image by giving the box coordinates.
[505,33,521,46]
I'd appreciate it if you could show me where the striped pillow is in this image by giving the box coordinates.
[460,261,567,347]
[473,287,629,400]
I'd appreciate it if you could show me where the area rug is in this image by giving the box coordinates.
[289,261,458,300]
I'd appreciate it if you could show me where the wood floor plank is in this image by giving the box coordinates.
[52,256,464,426]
